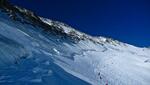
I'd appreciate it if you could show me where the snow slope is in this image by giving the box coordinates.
[0,0,150,85]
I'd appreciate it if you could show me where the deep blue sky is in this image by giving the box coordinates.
[9,0,150,47]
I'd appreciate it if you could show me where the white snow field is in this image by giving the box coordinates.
[0,0,150,85]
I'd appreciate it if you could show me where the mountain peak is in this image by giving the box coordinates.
[0,0,127,46]
[0,0,150,85]
[0,1,96,44]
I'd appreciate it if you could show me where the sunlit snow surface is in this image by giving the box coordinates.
[0,10,150,85]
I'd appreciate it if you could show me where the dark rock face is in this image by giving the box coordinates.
[0,0,12,8]
[0,0,81,43]
[0,0,120,45]
[0,0,69,41]
[0,0,7,7]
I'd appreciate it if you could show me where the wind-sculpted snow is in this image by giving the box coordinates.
[0,34,27,66]
[0,0,150,85]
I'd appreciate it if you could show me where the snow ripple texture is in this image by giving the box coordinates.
[0,4,150,85]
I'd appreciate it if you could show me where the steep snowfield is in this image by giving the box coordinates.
[0,1,150,85]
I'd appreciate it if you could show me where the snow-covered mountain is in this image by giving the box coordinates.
[0,0,150,85]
